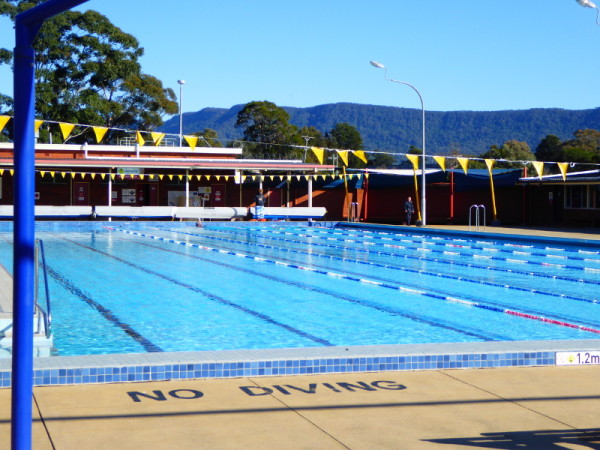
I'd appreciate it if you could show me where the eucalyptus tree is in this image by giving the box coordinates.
[235,101,302,159]
[0,1,178,141]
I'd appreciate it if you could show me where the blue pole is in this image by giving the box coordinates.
[12,3,89,448]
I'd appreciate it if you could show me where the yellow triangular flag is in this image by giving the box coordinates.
[216,175,221,181]
[40,171,45,178]
[120,174,125,180]
[178,175,183,181]
[93,126,109,143]
[352,150,368,164]
[50,171,55,178]
[311,147,324,164]
[9,170,14,176]
[0,116,10,133]
[110,174,116,180]
[484,159,495,176]
[168,174,173,180]
[138,174,144,180]
[34,120,44,133]
[149,174,155,180]
[100,173,106,180]
[457,157,469,175]
[295,175,302,181]
[90,173,96,180]
[70,172,76,179]
[242,176,247,182]
[406,154,419,171]
[195,175,201,181]
[433,156,446,172]
[0,169,4,176]
[187,174,192,180]
[159,174,164,180]
[336,150,349,167]
[184,135,199,149]
[151,132,165,146]
[61,172,67,178]
[532,161,544,179]
[58,122,75,141]
[557,162,569,181]
[80,172,86,179]
[136,131,145,146]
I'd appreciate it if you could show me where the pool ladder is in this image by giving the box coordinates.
[468,205,486,232]
[348,202,359,222]
[34,239,52,338]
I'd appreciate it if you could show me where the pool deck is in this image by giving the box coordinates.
[1,365,599,448]
[2,224,600,448]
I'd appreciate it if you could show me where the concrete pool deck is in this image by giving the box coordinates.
[1,365,599,449]
[2,224,600,448]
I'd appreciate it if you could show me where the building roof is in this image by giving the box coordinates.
[0,143,334,173]
[519,169,600,185]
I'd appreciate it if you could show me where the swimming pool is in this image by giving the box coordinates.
[1,221,599,358]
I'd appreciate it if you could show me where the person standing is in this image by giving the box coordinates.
[253,189,266,220]
[404,196,415,225]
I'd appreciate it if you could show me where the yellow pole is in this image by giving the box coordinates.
[485,159,498,221]
[407,154,421,222]
[412,170,422,222]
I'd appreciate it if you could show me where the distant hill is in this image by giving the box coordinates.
[159,102,600,155]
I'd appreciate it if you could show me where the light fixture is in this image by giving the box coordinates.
[369,60,427,226]
[575,0,600,25]
[576,0,597,8]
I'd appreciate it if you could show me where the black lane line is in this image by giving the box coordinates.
[62,237,334,347]
[2,234,161,353]
[46,266,163,353]
[197,228,600,301]
[128,236,499,342]
[181,230,600,331]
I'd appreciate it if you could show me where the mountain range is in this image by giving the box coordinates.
[159,102,600,155]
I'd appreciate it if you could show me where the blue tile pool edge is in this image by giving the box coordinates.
[1,340,599,387]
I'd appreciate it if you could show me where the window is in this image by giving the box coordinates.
[565,185,600,209]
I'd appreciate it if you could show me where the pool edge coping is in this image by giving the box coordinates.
[2,339,599,387]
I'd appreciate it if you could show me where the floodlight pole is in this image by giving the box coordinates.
[370,61,427,225]
[178,79,185,147]
[13,2,89,448]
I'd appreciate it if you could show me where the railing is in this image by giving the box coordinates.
[468,204,486,232]
[348,202,359,222]
[34,239,52,338]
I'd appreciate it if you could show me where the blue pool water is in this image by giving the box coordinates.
[1,222,599,357]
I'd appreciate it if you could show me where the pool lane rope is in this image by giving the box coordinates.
[184,225,600,284]
[229,224,600,274]
[170,227,600,305]
[164,228,600,304]
[109,226,600,336]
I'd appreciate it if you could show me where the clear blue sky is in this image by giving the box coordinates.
[1,0,599,115]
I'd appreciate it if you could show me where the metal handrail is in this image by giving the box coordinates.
[468,205,486,232]
[34,239,52,337]
[348,202,359,222]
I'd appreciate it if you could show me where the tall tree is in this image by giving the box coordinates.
[481,140,536,168]
[329,122,363,150]
[235,101,301,159]
[193,128,222,147]
[535,135,563,162]
[560,129,600,163]
[0,1,178,141]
